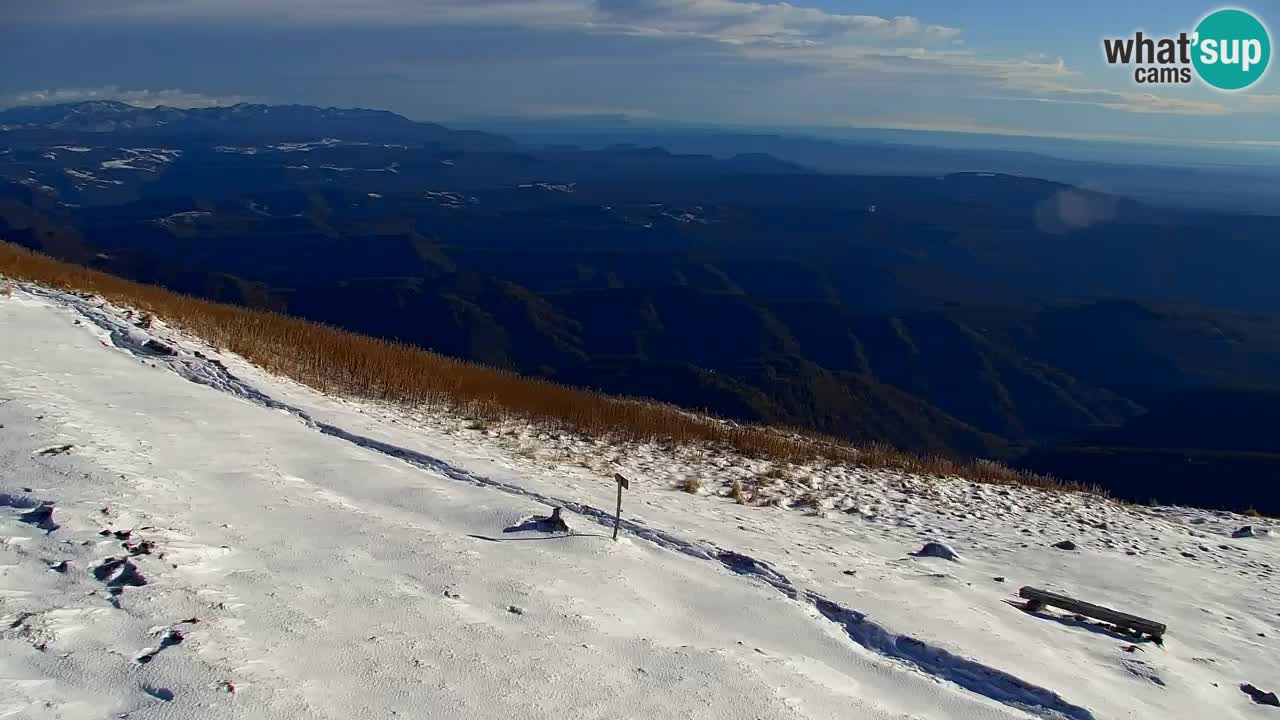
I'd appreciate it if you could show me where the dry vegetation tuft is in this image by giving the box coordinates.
[0,241,1090,493]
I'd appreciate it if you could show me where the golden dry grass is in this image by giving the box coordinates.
[0,241,1086,492]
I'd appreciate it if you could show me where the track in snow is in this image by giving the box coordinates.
[44,286,1096,720]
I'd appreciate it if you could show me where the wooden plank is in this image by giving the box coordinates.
[1019,586,1166,638]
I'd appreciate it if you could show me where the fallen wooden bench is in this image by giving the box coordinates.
[1019,586,1167,642]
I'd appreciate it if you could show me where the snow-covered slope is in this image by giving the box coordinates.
[1,284,1277,720]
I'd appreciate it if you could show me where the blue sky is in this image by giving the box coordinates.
[3,0,1277,147]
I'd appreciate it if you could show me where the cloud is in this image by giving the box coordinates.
[1,86,254,109]
[987,87,1232,116]
[514,103,659,119]
[1241,94,1280,111]
[588,1,961,47]
[14,0,961,48]
[842,114,1280,149]
[11,0,1255,121]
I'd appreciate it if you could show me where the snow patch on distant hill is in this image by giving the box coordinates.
[272,138,341,152]
[100,148,182,172]
[62,167,122,187]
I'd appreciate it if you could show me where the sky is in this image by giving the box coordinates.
[3,0,1278,148]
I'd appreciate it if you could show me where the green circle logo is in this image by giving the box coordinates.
[1193,9,1271,90]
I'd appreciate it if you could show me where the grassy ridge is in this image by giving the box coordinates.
[0,240,1081,490]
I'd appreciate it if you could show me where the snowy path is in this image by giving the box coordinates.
[2,286,1278,719]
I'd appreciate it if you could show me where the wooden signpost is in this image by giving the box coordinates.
[613,473,629,540]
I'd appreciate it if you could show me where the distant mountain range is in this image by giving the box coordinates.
[0,100,517,150]
[463,121,1280,215]
[4,100,1280,512]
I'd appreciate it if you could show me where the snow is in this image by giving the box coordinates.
[272,138,341,152]
[99,160,141,171]
[153,211,212,229]
[100,148,182,172]
[424,190,473,209]
[17,179,58,196]
[517,181,576,193]
[62,168,124,187]
[1,284,1278,720]
[662,209,711,224]
[53,146,93,153]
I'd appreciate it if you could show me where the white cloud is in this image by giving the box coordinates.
[991,88,1232,116]
[1241,94,1280,111]
[12,0,1256,120]
[15,0,961,48]
[515,103,659,119]
[586,1,960,47]
[841,114,1280,148]
[1,86,254,109]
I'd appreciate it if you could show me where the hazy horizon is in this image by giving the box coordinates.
[4,1,1278,151]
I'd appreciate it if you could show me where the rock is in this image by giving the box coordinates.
[124,539,155,556]
[19,503,59,533]
[1233,526,1257,539]
[142,339,177,356]
[1241,684,1280,707]
[911,542,961,562]
[507,605,525,616]
[841,570,857,576]
[503,507,570,534]
[993,576,1006,583]
[1052,540,1078,551]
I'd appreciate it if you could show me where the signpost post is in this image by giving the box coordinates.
[613,473,629,541]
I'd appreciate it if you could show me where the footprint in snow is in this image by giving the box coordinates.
[144,687,175,702]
